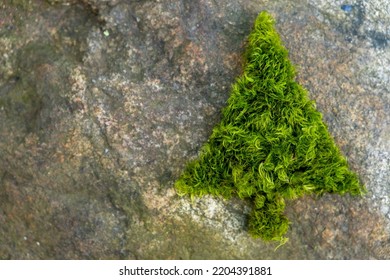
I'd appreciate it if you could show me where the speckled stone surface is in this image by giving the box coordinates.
[0,0,389,259]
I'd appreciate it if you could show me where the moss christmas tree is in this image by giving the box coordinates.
[175,11,365,242]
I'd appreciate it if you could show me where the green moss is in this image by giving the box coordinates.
[175,11,365,243]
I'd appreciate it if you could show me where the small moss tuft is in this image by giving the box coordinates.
[175,11,366,243]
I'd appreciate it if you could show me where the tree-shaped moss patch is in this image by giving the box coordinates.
[175,11,365,242]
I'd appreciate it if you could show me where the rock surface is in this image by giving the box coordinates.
[0,0,389,259]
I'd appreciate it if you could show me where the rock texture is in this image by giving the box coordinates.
[0,0,389,259]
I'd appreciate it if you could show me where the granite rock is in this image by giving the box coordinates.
[0,0,389,259]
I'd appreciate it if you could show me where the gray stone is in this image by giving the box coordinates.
[0,0,389,259]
